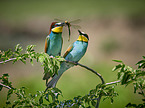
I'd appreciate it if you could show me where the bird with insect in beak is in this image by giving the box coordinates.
[43,21,68,84]
[44,22,66,56]
[45,30,89,89]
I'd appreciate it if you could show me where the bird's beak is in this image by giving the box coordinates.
[61,22,67,26]
[78,30,82,35]
[78,30,83,41]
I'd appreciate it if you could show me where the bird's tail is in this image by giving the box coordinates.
[46,62,74,89]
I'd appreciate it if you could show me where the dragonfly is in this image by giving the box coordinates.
[54,19,81,41]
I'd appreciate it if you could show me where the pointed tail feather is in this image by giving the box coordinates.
[46,74,62,88]
[43,72,51,85]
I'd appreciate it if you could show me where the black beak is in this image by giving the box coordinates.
[78,30,89,40]
[60,22,66,26]
[78,30,82,35]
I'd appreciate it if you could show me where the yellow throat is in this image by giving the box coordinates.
[52,26,63,33]
[77,35,88,42]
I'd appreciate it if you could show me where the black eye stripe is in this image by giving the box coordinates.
[52,25,55,28]
[83,34,89,40]
[52,24,59,28]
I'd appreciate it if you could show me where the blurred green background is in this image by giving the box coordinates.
[0,1,145,107]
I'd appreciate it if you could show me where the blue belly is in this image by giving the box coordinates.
[47,33,62,56]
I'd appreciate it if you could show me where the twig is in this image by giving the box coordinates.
[66,60,105,84]
[0,83,20,96]
[0,58,16,64]
[96,95,101,108]
[95,80,121,107]
[0,83,12,89]
[105,80,121,85]
[65,60,105,108]
[1,57,119,108]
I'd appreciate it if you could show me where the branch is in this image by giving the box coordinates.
[105,80,121,85]
[0,83,21,97]
[1,57,113,108]
[65,60,105,108]
[0,83,12,89]
[95,80,121,108]
[0,58,16,64]
[66,60,105,84]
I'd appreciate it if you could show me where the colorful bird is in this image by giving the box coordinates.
[46,30,89,88]
[44,22,66,56]
[43,22,66,83]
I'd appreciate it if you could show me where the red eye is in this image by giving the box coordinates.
[55,25,57,27]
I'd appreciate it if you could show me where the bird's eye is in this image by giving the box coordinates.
[51,25,55,28]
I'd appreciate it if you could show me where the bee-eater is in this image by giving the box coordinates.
[46,30,89,88]
[43,22,66,83]
[44,22,66,56]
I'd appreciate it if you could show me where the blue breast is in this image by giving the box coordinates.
[47,32,62,56]
[65,41,88,62]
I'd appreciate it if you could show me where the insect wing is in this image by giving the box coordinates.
[69,19,81,24]
[71,24,81,29]
[54,18,64,22]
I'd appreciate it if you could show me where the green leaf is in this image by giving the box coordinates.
[136,60,145,65]
[117,72,122,79]
[7,89,13,100]
[91,100,96,106]
[139,63,145,69]
[112,60,123,63]
[30,59,33,65]
[53,87,62,95]
[6,100,11,105]
[112,64,122,71]
[39,55,44,63]
[120,64,125,72]
[110,98,114,104]
[52,58,56,66]
[39,96,43,104]
[0,85,3,91]
[15,44,23,54]
[20,59,26,64]
[26,45,36,52]
[121,72,129,85]
[15,44,20,51]
[56,56,65,61]
[142,56,145,59]
[126,103,137,107]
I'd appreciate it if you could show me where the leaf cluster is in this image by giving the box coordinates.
[0,44,145,108]
[0,44,65,77]
[0,43,118,107]
[112,58,145,108]
[0,74,118,108]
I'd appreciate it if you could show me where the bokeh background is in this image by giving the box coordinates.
[0,1,145,107]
